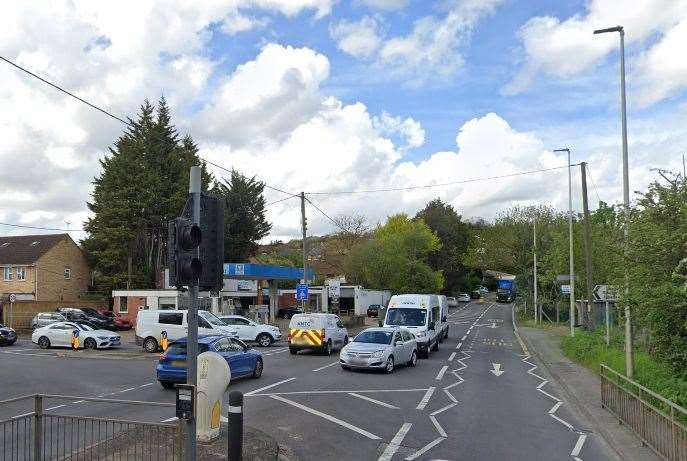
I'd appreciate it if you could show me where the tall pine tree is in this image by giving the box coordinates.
[83,98,212,294]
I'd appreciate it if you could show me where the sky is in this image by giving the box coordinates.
[1,0,686,242]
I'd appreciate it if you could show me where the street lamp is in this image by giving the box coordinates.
[594,25,633,379]
[554,147,575,337]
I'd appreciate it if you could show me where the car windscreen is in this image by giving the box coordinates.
[353,330,393,344]
[165,343,210,356]
[385,308,427,327]
[199,310,225,327]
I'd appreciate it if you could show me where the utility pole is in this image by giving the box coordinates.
[555,148,575,336]
[127,257,132,289]
[581,162,594,330]
[594,23,633,379]
[186,166,201,461]
[683,153,685,179]
[300,192,308,311]
[533,221,538,324]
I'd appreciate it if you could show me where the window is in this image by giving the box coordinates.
[0,243,9,248]
[336,320,344,328]
[198,317,212,329]
[229,338,248,351]
[393,332,403,344]
[3,266,12,281]
[215,338,233,352]
[64,267,71,280]
[158,312,183,325]
[232,317,250,326]
[401,330,412,342]
[119,297,128,313]
[17,266,26,281]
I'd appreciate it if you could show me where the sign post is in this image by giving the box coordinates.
[593,285,619,346]
[8,293,16,328]
[296,284,309,303]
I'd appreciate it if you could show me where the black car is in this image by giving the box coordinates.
[0,324,17,346]
[80,307,117,330]
[56,308,112,330]
[278,307,303,319]
[470,290,481,299]
[367,305,382,317]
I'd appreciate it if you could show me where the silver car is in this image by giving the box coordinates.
[340,327,417,373]
[31,312,67,329]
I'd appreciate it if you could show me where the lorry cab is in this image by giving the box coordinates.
[383,294,440,358]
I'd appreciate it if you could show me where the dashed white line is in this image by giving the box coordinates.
[571,434,587,457]
[416,387,435,410]
[253,388,430,397]
[455,342,462,350]
[271,395,380,440]
[244,377,295,396]
[404,437,445,460]
[312,362,339,372]
[435,365,449,381]
[448,352,456,362]
[45,404,65,411]
[348,393,399,409]
[378,422,412,461]
[429,415,447,437]
[461,335,467,341]
[139,382,154,388]
[118,388,135,393]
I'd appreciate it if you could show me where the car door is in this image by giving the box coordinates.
[158,312,186,340]
[401,329,414,360]
[52,323,73,347]
[218,338,251,378]
[392,331,407,363]
[231,317,253,341]
[334,317,347,347]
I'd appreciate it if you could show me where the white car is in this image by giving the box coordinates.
[446,297,458,308]
[219,315,282,347]
[32,321,121,350]
[457,293,471,303]
[340,327,418,373]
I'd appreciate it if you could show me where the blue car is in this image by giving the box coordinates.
[156,335,263,389]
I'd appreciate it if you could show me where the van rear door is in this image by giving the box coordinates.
[289,315,323,348]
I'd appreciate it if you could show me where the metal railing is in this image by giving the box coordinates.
[0,394,183,460]
[600,364,687,461]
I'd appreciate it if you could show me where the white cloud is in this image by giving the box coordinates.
[330,16,383,59]
[506,0,687,99]
[359,0,409,11]
[372,111,425,149]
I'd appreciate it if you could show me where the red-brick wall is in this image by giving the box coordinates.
[114,296,147,323]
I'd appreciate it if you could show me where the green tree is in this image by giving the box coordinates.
[82,98,211,294]
[212,170,271,262]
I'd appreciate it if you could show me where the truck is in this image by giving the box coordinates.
[496,279,517,303]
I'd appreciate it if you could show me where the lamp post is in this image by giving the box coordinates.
[594,25,633,378]
[554,148,574,336]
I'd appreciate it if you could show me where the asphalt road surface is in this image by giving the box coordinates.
[0,300,618,460]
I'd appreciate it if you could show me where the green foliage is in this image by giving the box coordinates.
[82,98,211,294]
[212,170,271,262]
[344,214,444,293]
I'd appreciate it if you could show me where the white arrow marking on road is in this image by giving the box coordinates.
[490,363,505,376]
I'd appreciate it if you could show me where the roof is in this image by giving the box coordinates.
[0,234,71,265]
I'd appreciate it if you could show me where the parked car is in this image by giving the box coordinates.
[478,286,489,294]
[136,310,238,353]
[0,324,17,346]
[278,306,303,319]
[31,312,67,329]
[446,297,458,308]
[470,291,481,299]
[457,293,471,303]
[340,327,417,373]
[56,307,113,330]
[367,305,382,318]
[98,310,133,331]
[156,335,263,389]
[288,313,348,356]
[219,315,282,347]
[32,321,121,350]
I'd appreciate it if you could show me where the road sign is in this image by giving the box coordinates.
[8,293,16,303]
[593,285,619,301]
[327,280,341,298]
[296,283,309,301]
[561,284,571,295]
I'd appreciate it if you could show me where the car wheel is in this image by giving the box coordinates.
[322,340,332,356]
[343,336,349,346]
[84,338,97,350]
[143,337,159,353]
[252,358,263,378]
[385,356,395,374]
[408,350,417,367]
[289,347,298,355]
[257,333,273,347]
[445,329,449,339]
[160,381,175,390]
[432,340,439,352]
[38,336,51,349]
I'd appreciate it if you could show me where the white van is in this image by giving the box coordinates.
[383,294,440,357]
[437,295,449,341]
[136,310,239,353]
[288,313,348,356]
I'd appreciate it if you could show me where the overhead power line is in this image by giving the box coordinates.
[585,163,604,204]
[265,195,298,207]
[0,222,84,232]
[304,196,347,233]
[305,164,580,195]
[201,159,298,198]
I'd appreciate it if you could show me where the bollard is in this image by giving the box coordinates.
[161,330,169,351]
[228,391,243,461]
[71,329,80,350]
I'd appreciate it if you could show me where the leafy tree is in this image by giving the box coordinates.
[212,170,271,262]
[83,98,211,294]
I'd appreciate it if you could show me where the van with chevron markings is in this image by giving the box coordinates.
[288,313,349,356]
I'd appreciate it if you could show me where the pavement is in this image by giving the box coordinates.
[517,325,661,461]
[1,299,623,460]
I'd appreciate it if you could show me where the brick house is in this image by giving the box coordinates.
[0,234,91,302]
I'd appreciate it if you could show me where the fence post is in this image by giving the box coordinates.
[228,391,243,461]
[34,394,42,460]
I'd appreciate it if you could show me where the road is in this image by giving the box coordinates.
[0,300,617,460]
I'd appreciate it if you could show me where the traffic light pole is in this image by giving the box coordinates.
[300,192,307,311]
[185,166,201,461]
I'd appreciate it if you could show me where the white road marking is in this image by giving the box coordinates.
[430,403,456,416]
[139,382,154,388]
[442,388,458,403]
[244,377,295,396]
[571,434,587,457]
[312,362,339,372]
[1,351,55,357]
[461,335,467,341]
[12,412,33,419]
[435,365,449,381]
[429,415,447,437]
[348,393,399,409]
[45,404,65,411]
[118,388,135,393]
[455,342,462,349]
[252,388,430,397]
[448,352,456,362]
[404,437,445,460]
[161,416,178,422]
[378,422,413,461]
[548,402,562,414]
[270,395,380,440]
[490,363,504,376]
[416,387,435,410]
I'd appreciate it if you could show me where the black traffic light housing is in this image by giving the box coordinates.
[168,218,203,286]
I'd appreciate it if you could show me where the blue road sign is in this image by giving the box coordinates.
[296,283,309,301]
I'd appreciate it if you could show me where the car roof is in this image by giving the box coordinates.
[170,335,227,345]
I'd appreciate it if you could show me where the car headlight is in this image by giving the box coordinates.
[416,331,426,338]
[371,350,385,358]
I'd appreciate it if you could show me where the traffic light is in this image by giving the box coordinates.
[182,194,225,291]
[168,218,202,287]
